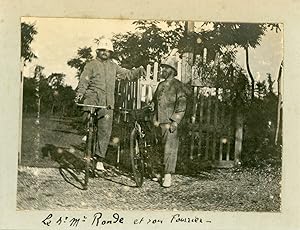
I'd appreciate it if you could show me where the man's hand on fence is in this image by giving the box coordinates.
[139,66,146,78]
[148,102,155,111]
[169,121,178,133]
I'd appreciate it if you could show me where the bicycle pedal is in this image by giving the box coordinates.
[152,177,159,182]
[90,172,96,178]
[83,156,93,161]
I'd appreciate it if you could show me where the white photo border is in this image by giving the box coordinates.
[0,0,300,229]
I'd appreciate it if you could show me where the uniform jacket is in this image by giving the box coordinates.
[153,78,188,124]
[77,58,142,108]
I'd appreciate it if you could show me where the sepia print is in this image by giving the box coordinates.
[17,17,283,213]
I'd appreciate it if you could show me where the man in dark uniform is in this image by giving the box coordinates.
[75,38,146,171]
[152,54,188,187]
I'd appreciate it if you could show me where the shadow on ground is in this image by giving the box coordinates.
[41,144,87,189]
[41,144,137,189]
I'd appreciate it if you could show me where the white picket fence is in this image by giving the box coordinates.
[117,61,182,110]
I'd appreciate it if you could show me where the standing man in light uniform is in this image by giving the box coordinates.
[152,54,188,187]
[76,38,146,170]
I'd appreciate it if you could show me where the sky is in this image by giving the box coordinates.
[22,17,283,90]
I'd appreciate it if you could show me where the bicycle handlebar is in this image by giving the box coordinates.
[76,103,153,114]
[76,103,111,109]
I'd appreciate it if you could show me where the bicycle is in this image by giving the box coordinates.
[127,105,157,187]
[76,103,110,190]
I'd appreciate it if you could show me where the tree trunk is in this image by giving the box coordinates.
[275,61,283,145]
[51,103,55,115]
[245,46,255,100]
[19,57,25,165]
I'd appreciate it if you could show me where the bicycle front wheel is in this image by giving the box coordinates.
[129,127,145,187]
[84,116,96,190]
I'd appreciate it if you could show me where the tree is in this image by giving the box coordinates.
[256,80,268,99]
[21,22,38,64]
[47,73,66,114]
[266,73,275,94]
[23,69,77,116]
[23,77,37,113]
[47,73,65,89]
[180,22,281,100]
[111,20,185,68]
[223,23,279,99]
[234,23,268,100]
[56,85,77,116]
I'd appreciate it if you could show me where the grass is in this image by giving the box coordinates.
[21,116,83,167]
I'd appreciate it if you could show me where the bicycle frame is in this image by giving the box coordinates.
[76,103,154,188]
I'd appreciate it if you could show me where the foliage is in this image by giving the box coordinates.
[21,22,38,64]
[23,77,37,113]
[178,22,281,99]
[111,20,185,68]
[209,23,267,48]
[67,47,93,79]
[23,69,78,116]
[47,73,65,89]
[180,22,280,57]
[242,77,282,166]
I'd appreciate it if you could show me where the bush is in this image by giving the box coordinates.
[242,91,282,167]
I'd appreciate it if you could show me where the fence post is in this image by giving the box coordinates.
[212,88,219,161]
[190,86,198,160]
[234,111,243,165]
[205,94,212,160]
[197,94,204,158]
[181,21,194,84]
[203,48,207,64]
[145,64,150,103]
[153,62,158,83]
[176,59,182,81]
[137,78,141,109]
[151,62,159,100]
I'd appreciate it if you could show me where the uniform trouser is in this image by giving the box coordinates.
[159,123,179,174]
[83,109,113,159]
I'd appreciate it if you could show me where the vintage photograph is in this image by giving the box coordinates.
[18,17,283,212]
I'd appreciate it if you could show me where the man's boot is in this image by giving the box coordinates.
[162,173,172,187]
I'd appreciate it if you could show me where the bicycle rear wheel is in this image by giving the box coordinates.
[130,127,145,187]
